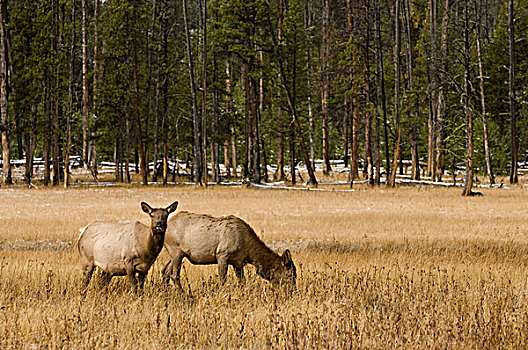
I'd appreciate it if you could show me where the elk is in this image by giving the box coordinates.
[77,201,178,292]
[162,211,296,290]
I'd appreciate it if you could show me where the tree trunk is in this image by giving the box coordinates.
[508,0,517,184]
[125,97,131,184]
[64,0,76,188]
[212,59,220,183]
[350,97,359,186]
[81,0,89,166]
[472,0,494,185]
[161,1,169,185]
[402,0,419,181]
[435,0,450,182]
[461,0,473,196]
[289,122,296,185]
[375,0,390,181]
[275,0,285,182]
[276,108,286,181]
[321,0,331,174]
[0,0,11,185]
[373,0,381,185]
[225,58,236,178]
[24,127,35,185]
[132,0,147,185]
[243,62,251,179]
[363,0,373,185]
[343,96,349,168]
[428,0,437,179]
[250,77,261,184]
[200,0,208,187]
[183,0,202,186]
[52,0,61,186]
[92,0,100,175]
[224,140,231,177]
[306,0,315,164]
[388,0,401,188]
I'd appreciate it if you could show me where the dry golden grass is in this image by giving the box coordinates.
[1,184,528,348]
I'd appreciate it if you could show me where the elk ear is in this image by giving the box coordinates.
[166,201,179,214]
[141,202,153,215]
[281,249,293,265]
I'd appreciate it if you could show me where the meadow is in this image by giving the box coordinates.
[1,183,528,348]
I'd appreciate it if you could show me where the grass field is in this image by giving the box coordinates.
[1,184,528,348]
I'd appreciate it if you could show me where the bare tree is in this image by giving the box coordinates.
[388,0,401,188]
[183,0,202,186]
[52,0,61,186]
[132,0,147,185]
[64,0,76,188]
[0,0,10,185]
[427,0,437,179]
[508,0,518,184]
[374,0,390,182]
[306,0,315,164]
[321,0,331,175]
[92,0,100,174]
[473,0,494,184]
[363,0,374,185]
[199,0,208,187]
[435,0,450,182]
[82,0,89,166]
[461,0,474,196]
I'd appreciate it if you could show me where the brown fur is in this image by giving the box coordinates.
[162,211,296,290]
[77,201,178,292]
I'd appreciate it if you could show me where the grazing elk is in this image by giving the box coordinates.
[162,211,297,290]
[77,201,178,292]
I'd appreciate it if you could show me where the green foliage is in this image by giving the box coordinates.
[2,0,527,184]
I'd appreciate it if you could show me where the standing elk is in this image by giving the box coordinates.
[162,211,297,290]
[77,201,178,292]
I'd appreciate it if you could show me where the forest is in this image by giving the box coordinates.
[0,0,526,193]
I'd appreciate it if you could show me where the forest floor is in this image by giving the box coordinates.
[1,183,528,348]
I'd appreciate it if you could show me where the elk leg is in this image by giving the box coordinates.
[82,265,94,291]
[161,260,173,285]
[137,272,147,289]
[99,271,113,287]
[125,261,138,291]
[234,266,245,285]
[164,252,184,290]
[217,256,228,285]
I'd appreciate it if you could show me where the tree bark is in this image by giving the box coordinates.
[212,59,220,183]
[183,0,202,186]
[81,0,89,166]
[92,0,100,175]
[375,0,390,182]
[52,0,61,186]
[321,0,331,174]
[64,0,76,188]
[132,0,147,185]
[388,0,401,188]
[225,59,237,178]
[427,0,437,178]
[43,60,52,186]
[0,0,11,185]
[161,0,169,185]
[363,0,373,185]
[435,0,450,182]
[472,0,493,184]
[306,0,315,164]
[461,0,473,196]
[200,0,208,187]
[508,0,517,184]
